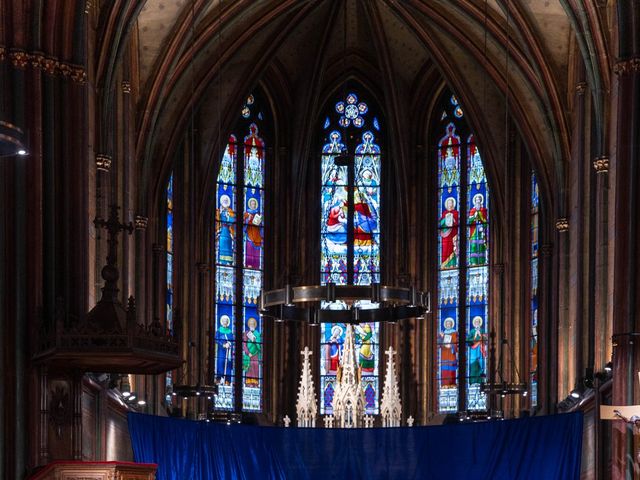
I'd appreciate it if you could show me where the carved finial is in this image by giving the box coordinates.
[283,415,291,427]
[301,346,313,360]
[121,80,131,94]
[407,415,415,427]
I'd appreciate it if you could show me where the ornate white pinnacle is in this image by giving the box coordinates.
[323,415,335,428]
[407,415,414,427]
[296,346,318,427]
[331,324,365,428]
[380,346,402,427]
[283,415,291,427]
[364,414,375,428]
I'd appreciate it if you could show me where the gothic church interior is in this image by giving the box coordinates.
[1,0,639,478]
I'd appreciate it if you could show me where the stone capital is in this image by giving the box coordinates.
[613,57,640,76]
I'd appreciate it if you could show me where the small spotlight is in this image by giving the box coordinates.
[17,149,27,156]
[522,391,528,397]
[570,390,581,399]
[128,394,137,401]
[137,399,146,406]
[604,362,612,373]
[122,391,131,398]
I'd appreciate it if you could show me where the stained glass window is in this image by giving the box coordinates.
[436,93,489,413]
[530,172,539,406]
[213,94,266,413]
[165,173,174,405]
[320,92,381,415]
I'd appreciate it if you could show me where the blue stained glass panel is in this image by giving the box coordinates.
[320,93,381,416]
[217,138,237,184]
[166,174,174,405]
[243,269,262,308]
[214,93,267,414]
[530,172,539,406]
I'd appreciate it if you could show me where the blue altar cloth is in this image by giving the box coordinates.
[128,411,582,479]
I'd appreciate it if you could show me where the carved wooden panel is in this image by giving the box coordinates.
[29,461,156,480]
[47,379,73,460]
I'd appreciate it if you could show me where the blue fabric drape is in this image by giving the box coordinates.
[128,412,582,480]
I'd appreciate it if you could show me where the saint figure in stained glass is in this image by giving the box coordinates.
[468,193,488,265]
[439,317,458,387]
[215,315,234,384]
[356,323,375,372]
[242,316,262,385]
[243,197,262,269]
[216,193,235,264]
[324,324,344,375]
[439,197,459,268]
[467,316,487,384]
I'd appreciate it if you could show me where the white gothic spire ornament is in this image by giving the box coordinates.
[331,324,365,428]
[380,346,402,427]
[296,346,318,427]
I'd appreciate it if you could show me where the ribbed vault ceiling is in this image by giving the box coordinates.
[130,0,578,216]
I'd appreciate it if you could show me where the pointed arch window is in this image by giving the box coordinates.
[435,93,490,413]
[530,172,539,406]
[213,94,266,412]
[165,173,174,404]
[319,91,382,415]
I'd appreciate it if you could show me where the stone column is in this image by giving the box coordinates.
[610,50,640,479]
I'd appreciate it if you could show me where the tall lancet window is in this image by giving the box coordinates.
[319,91,381,415]
[530,172,539,406]
[213,94,266,412]
[435,93,490,413]
[165,173,174,404]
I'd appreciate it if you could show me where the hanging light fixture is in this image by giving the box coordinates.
[479,0,526,399]
[0,121,28,157]
[0,61,28,157]
[261,0,429,324]
[174,0,217,403]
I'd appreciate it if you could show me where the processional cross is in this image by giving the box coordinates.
[601,372,640,469]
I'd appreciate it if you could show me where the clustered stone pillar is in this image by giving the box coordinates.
[610,27,640,478]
